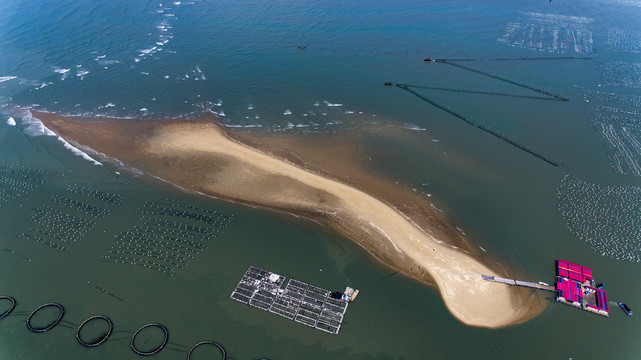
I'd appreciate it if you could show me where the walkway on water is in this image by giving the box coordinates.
[481,275,555,292]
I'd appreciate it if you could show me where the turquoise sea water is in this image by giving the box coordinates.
[1,0,641,359]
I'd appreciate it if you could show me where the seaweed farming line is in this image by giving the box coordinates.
[588,92,641,176]
[558,175,641,262]
[49,194,110,218]
[66,184,124,206]
[0,160,52,185]
[13,182,122,253]
[394,84,560,167]
[399,83,562,101]
[432,59,569,101]
[0,162,57,207]
[0,295,234,359]
[102,199,235,277]
[496,12,594,54]
[594,122,641,176]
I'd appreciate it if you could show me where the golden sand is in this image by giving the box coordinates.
[35,111,545,328]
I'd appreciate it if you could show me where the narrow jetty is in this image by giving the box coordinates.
[483,259,612,318]
[481,275,555,292]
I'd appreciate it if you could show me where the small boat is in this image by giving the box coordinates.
[618,302,633,316]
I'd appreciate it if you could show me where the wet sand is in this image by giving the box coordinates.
[35,110,545,328]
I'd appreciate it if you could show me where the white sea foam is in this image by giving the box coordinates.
[224,123,263,128]
[76,70,90,79]
[173,1,181,4]
[139,47,157,55]
[140,108,148,112]
[57,135,103,166]
[6,117,15,126]
[0,76,17,83]
[402,124,426,131]
[218,110,225,117]
[194,65,206,80]
[18,110,57,137]
[247,104,254,110]
[323,100,343,107]
[283,109,292,115]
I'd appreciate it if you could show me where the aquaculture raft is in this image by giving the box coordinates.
[555,259,609,317]
[230,266,352,335]
[482,259,610,318]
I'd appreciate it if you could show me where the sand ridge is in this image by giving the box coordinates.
[35,111,545,328]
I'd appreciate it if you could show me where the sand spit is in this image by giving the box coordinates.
[35,111,544,328]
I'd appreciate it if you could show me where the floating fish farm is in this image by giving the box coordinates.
[483,259,612,318]
[555,259,609,317]
[230,266,354,335]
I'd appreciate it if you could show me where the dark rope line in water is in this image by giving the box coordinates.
[433,59,569,101]
[90,283,126,303]
[395,84,560,167]
[378,270,401,282]
[432,56,592,62]
[474,123,560,167]
[491,56,592,61]
[395,84,473,125]
[167,341,188,348]
[109,336,131,341]
[401,84,563,101]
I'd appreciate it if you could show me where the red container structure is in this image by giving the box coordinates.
[555,259,608,317]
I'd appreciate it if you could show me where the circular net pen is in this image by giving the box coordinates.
[130,323,169,356]
[76,315,114,347]
[187,340,226,360]
[26,303,65,333]
[0,296,16,320]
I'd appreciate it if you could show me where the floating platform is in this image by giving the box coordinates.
[230,266,351,335]
[482,259,611,318]
[555,259,609,317]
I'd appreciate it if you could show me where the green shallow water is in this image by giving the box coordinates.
[1,0,641,358]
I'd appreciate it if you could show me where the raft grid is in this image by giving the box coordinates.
[230,266,348,335]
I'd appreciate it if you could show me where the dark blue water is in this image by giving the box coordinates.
[1,0,641,359]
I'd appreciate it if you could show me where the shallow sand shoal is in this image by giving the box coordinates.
[35,111,544,328]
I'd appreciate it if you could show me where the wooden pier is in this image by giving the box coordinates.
[481,275,555,292]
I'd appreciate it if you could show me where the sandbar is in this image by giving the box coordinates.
[34,110,545,328]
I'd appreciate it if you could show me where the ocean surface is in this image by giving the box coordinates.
[1,0,640,358]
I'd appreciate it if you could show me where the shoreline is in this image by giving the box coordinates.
[34,110,545,328]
